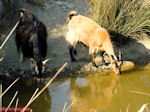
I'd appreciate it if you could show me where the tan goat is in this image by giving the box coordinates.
[66,11,121,74]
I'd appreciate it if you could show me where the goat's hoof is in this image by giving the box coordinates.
[37,78,45,83]
[71,58,77,62]
[19,52,24,63]
[19,57,24,63]
[92,63,99,68]
[74,50,77,55]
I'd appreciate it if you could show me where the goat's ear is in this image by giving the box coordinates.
[42,58,50,65]
[118,49,122,61]
[67,11,78,21]
[19,8,26,17]
[30,58,36,65]
[69,11,78,16]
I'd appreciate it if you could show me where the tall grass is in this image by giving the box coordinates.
[87,0,150,39]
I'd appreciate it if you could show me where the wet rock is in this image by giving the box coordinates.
[42,3,52,9]
[4,72,10,77]
[120,61,135,72]
[27,0,45,5]
[21,73,31,79]
[20,71,25,75]
[55,1,64,6]
[144,63,150,69]
[66,3,75,9]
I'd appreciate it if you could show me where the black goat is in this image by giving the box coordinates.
[16,9,48,76]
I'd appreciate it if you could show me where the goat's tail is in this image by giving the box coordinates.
[68,11,78,21]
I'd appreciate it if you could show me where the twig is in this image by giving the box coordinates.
[0,21,19,50]
[119,49,122,61]
[21,62,68,112]
[29,88,39,102]
[0,58,4,62]
[5,91,18,112]
[0,78,19,98]
[126,103,131,112]
[138,104,148,112]
[21,88,39,112]
[130,91,150,96]
[0,84,2,107]
[64,102,74,112]
[15,98,19,112]
[63,102,67,112]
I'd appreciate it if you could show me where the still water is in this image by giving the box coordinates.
[3,66,150,112]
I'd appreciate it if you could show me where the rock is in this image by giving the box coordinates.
[27,0,45,5]
[5,72,10,77]
[144,63,150,69]
[120,61,135,72]
[55,1,64,6]
[93,55,103,66]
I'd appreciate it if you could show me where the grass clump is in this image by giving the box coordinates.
[87,0,150,39]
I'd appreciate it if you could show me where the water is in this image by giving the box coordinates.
[2,66,150,112]
[1,0,150,112]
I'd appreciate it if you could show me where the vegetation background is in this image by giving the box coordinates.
[87,0,150,40]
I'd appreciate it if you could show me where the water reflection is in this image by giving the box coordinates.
[69,67,150,112]
[70,73,119,112]
[2,66,150,112]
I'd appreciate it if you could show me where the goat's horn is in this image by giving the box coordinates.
[30,58,36,64]
[0,58,4,62]
[119,49,122,61]
[42,58,50,65]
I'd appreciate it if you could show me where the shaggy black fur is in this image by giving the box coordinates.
[16,9,47,76]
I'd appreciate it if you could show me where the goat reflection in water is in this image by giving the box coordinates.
[69,73,119,112]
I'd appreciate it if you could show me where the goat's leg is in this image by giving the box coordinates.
[92,53,99,67]
[109,54,120,75]
[92,51,105,67]
[69,45,77,61]
[19,51,24,63]
[89,45,98,67]
[100,51,106,65]
[102,52,110,66]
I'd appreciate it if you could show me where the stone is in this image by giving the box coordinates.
[120,61,135,72]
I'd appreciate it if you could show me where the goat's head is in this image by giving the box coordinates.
[19,8,37,23]
[111,60,122,75]
[30,58,49,75]
[111,52,122,75]
[67,11,78,21]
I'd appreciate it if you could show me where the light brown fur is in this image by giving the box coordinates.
[66,12,121,74]
[67,15,114,55]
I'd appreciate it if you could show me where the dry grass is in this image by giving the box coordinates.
[87,0,150,39]
[129,90,150,112]
[21,63,68,112]
[0,63,68,112]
